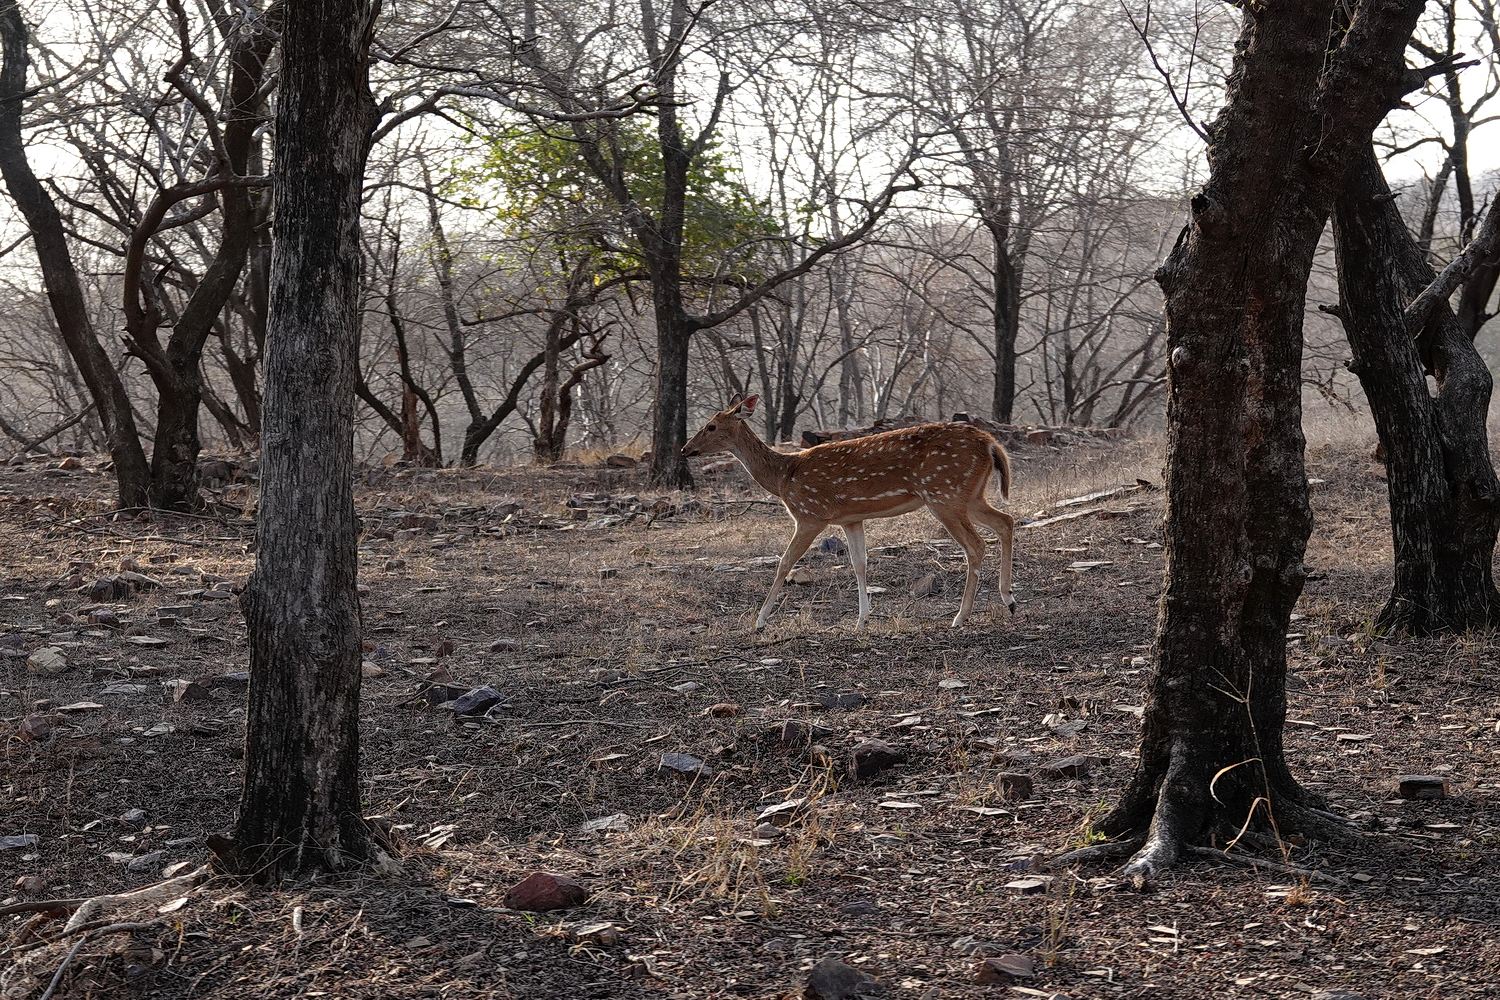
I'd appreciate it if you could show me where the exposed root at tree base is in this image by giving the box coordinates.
[1184,846,1347,885]
[1049,838,1146,869]
[1099,787,1358,880]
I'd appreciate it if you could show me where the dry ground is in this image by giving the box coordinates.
[2,435,1500,999]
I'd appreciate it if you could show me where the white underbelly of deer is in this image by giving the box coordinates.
[682,397,1016,630]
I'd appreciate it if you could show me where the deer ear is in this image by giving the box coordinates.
[737,395,760,419]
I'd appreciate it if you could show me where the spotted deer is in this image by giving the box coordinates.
[682,396,1015,629]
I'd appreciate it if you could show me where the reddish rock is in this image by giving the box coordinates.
[503,872,587,911]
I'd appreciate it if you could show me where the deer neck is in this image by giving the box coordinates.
[725,427,794,497]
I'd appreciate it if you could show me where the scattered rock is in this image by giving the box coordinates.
[124,851,165,873]
[806,743,834,767]
[598,567,620,579]
[18,715,51,741]
[166,678,212,703]
[839,900,879,917]
[910,574,940,598]
[803,957,887,999]
[87,608,121,628]
[422,682,469,707]
[503,872,587,911]
[659,752,710,778]
[604,454,637,468]
[447,685,504,716]
[756,797,811,827]
[787,566,816,585]
[120,808,147,829]
[1005,878,1048,894]
[819,536,848,556]
[578,813,630,834]
[0,834,40,851]
[362,661,385,678]
[852,739,907,779]
[670,681,702,693]
[1396,775,1447,799]
[26,646,67,675]
[767,719,833,745]
[1037,754,1092,779]
[15,875,46,893]
[384,558,406,572]
[753,822,786,840]
[707,702,742,718]
[1309,991,1367,1000]
[487,638,520,653]
[972,954,1035,984]
[995,772,1034,799]
[566,920,624,945]
[816,692,865,710]
[953,935,1009,957]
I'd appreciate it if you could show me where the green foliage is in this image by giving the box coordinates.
[457,122,780,283]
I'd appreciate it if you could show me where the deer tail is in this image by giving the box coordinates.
[990,442,1011,500]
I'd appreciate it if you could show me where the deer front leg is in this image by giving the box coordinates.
[844,521,870,628]
[755,520,824,630]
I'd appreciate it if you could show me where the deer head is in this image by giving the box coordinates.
[682,396,759,456]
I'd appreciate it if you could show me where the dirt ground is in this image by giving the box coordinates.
[3,434,1499,1000]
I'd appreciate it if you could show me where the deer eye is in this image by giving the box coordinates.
[707,424,716,431]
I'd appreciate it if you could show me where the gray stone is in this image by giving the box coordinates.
[852,739,906,779]
[1395,775,1447,799]
[802,957,887,999]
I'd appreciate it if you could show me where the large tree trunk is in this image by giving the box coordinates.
[0,0,151,506]
[230,0,378,880]
[1332,146,1500,633]
[648,258,697,487]
[990,228,1020,424]
[1087,0,1429,879]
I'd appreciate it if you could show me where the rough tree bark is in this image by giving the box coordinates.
[0,0,151,506]
[1082,0,1435,879]
[1332,145,1500,633]
[229,0,379,880]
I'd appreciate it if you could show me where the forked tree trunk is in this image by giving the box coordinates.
[230,0,378,880]
[1087,0,1430,879]
[1332,146,1500,634]
[0,0,151,507]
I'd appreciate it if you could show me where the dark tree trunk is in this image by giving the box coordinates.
[1454,245,1500,339]
[535,332,609,463]
[118,4,273,510]
[1088,0,1430,879]
[0,0,151,506]
[990,227,1021,424]
[534,312,564,463]
[1332,146,1500,634]
[647,266,697,488]
[230,0,378,881]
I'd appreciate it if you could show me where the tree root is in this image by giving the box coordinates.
[1048,838,1146,869]
[1185,846,1347,885]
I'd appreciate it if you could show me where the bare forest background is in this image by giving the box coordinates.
[1,0,1497,475]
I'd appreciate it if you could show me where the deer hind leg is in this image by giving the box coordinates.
[844,521,871,628]
[970,500,1016,613]
[755,519,824,631]
[931,506,986,627]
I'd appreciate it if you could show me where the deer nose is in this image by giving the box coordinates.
[682,446,696,456]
